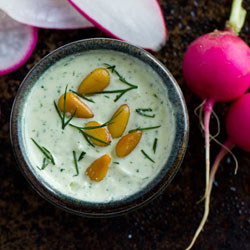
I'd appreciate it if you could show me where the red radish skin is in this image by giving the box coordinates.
[183,31,250,102]
[0,12,38,75]
[183,0,250,249]
[226,93,250,152]
[68,0,167,51]
[1,0,94,30]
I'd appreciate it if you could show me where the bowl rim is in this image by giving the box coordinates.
[10,38,189,217]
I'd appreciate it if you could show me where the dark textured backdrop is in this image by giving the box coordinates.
[0,1,249,249]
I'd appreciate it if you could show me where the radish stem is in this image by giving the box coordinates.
[226,0,246,35]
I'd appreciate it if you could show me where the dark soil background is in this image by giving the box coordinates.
[0,1,249,249]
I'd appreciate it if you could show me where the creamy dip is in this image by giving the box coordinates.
[22,50,175,202]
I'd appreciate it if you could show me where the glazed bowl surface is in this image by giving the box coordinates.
[10,38,189,217]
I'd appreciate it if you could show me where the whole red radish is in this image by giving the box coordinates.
[226,93,250,152]
[183,0,250,249]
[211,93,250,189]
[183,31,250,103]
[210,93,250,196]
[191,93,250,250]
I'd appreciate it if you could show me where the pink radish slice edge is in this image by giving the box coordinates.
[68,0,167,51]
[1,0,94,29]
[0,13,38,75]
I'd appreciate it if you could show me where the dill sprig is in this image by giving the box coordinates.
[54,85,77,130]
[129,125,161,133]
[86,87,137,102]
[153,138,158,154]
[37,157,49,170]
[69,89,95,103]
[141,150,155,163]
[104,63,136,88]
[86,63,138,102]
[137,108,153,112]
[113,162,120,164]
[73,151,79,176]
[136,108,155,118]
[82,132,95,148]
[70,110,122,131]
[78,151,86,161]
[69,124,110,146]
[31,138,55,165]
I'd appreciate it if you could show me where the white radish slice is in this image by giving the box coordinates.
[0,11,38,75]
[69,0,167,51]
[0,0,93,29]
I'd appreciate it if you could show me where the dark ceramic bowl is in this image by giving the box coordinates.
[10,38,189,217]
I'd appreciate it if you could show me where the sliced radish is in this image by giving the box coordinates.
[69,0,167,51]
[0,11,38,75]
[1,0,93,29]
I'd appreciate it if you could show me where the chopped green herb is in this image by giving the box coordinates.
[31,138,55,165]
[129,125,161,133]
[141,150,155,163]
[104,63,136,88]
[137,108,152,112]
[104,95,110,99]
[42,147,55,165]
[86,87,137,102]
[60,169,65,172]
[82,131,110,145]
[69,89,95,103]
[62,85,67,126]
[37,157,49,170]
[78,151,86,161]
[73,151,79,176]
[153,138,158,154]
[82,132,95,148]
[105,64,116,73]
[70,110,122,131]
[113,162,120,164]
[54,85,77,130]
[85,63,138,102]
[70,124,110,146]
[135,108,155,118]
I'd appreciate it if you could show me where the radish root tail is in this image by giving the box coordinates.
[197,125,237,204]
[185,193,210,250]
[211,110,221,138]
[209,136,237,174]
[186,139,235,250]
[194,99,206,117]
[194,100,220,139]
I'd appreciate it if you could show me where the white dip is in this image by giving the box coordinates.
[22,50,176,202]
